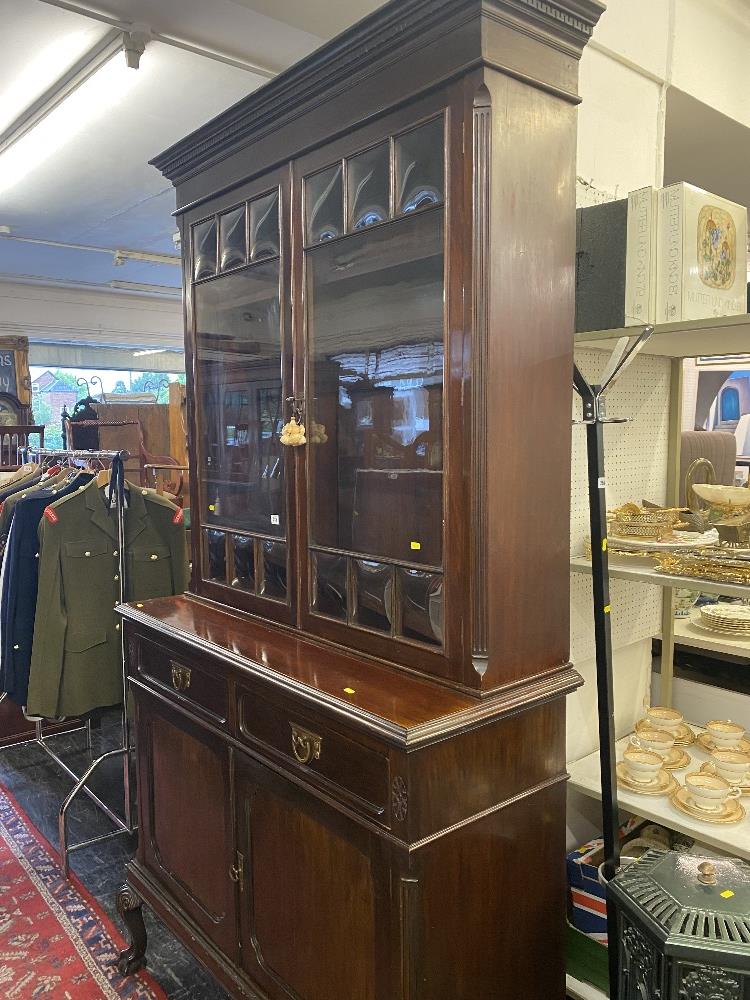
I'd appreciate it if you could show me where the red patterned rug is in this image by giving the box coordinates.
[0,785,166,999]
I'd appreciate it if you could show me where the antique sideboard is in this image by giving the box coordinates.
[116,1,604,997]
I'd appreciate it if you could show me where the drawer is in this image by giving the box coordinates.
[237,688,389,822]
[135,640,229,726]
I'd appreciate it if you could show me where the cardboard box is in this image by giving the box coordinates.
[656,182,748,323]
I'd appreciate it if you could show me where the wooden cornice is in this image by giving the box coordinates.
[151,0,605,187]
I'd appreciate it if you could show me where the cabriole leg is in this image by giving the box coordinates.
[116,883,147,975]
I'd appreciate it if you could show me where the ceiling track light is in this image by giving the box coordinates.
[0,26,148,159]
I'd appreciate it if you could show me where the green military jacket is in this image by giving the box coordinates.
[27,480,189,718]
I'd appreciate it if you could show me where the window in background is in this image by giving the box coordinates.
[30,367,185,450]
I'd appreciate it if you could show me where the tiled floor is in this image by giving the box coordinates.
[0,711,229,1000]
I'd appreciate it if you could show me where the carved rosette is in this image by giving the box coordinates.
[117,884,142,914]
[392,777,408,823]
[679,966,742,1000]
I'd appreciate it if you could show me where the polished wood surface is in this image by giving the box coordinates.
[122,595,580,738]
[118,0,605,996]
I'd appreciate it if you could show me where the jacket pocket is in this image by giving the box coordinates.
[64,539,110,559]
[130,545,173,600]
[65,629,108,653]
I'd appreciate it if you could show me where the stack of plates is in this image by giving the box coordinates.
[699,604,750,635]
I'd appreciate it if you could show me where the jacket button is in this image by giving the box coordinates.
[113,550,118,556]
[115,623,120,631]
[13,644,19,650]
[114,574,119,581]
[85,551,91,557]
[150,553,158,560]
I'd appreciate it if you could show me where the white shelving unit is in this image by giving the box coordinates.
[575,314,750,359]
[674,610,750,658]
[571,554,750,601]
[568,732,750,860]
[566,974,608,1000]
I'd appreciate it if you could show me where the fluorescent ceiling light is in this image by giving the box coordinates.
[0,33,145,196]
[0,30,96,134]
[113,249,181,266]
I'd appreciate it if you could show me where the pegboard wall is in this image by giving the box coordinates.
[570,347,672,665]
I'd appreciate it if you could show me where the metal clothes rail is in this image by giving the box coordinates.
[0,446,135,875]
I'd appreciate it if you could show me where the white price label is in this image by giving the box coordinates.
[270,514,280,525]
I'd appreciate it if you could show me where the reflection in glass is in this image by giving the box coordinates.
[347,143,389,232]
[194,218,218,280]
[306,209,444,567]
[306,165,343,245]
[231,534,255,591]
[250,192,279,261]
[398,569,443,646]
[353,560,392,633]
[260,540,287,601]
[219,207,246,271]
[205,530,227,583]
[313,551,348,620]
[195,264,284,536]
[395,118,444,216]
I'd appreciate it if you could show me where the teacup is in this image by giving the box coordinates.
[700,749,750,785]
[630,728,675,759]
[646,706,683,733]
[684,771,741,813]
[706,720,746,749]
[623,748,663,785]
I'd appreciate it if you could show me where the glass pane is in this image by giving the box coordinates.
[306,165,343,245]
[347,143,389,233]
[204,529,227,583]
[395,118,444,216]
[194,264,285,536]
[219,206,246,271]
[231,534,255,591]
[353,559,392,633]
[312,551,348,621]
[193,218,218,280]
[260,540,287,600]
[307,210,444,567]
[398,569,443,646]
[250,192,280,261]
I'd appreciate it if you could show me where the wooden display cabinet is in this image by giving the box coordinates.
[116,1,604,997]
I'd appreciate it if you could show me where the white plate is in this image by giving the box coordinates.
[692,484,750,508]
[608,529,719,551]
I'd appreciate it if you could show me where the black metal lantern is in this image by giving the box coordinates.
[609,848,750,1000]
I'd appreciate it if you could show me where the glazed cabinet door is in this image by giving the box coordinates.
[134,686,239,962]
[235,754,398,1000]
[185,166,295,626]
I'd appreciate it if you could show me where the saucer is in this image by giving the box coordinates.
[697,732,750,755]
[616,762,676,796]
[635,718,695,746]
[661,747,691,770]
[671,785,746,824]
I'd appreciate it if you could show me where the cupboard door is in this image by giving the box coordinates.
[236,755,391,1000]
[135,687,238,961]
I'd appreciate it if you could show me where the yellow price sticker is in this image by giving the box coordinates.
[721,890,735,899]
[343,687,356,695]
[208,504,216,512]
[602,538,608,551]
[604,604,611,614]
[410,541,421,551]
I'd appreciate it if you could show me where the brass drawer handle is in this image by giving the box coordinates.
[170,662,192,692]
[290,724,322,765]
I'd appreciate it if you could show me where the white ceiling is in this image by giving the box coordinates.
[0,0,383,300]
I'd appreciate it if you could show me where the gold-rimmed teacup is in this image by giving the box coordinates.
[684,771,741,813]
[630,728,675,759]
[700,749,750,785]
[706,720,746,749]
[623,748,663,786]
[646,706,683,733]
